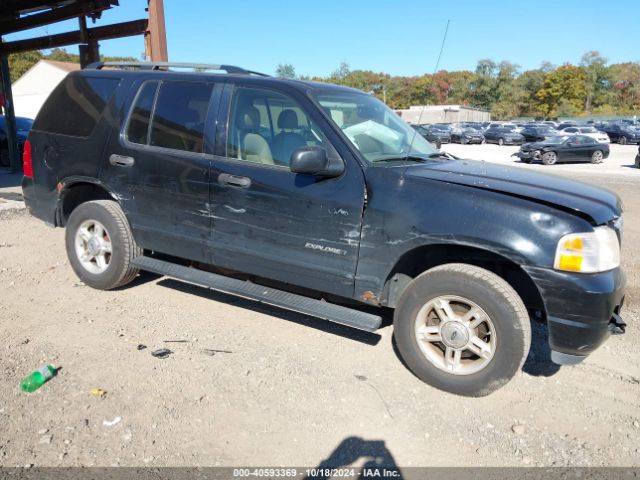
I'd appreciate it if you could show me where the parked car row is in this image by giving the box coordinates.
[412,118,640,148]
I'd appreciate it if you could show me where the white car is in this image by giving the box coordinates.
[559,126,610,143]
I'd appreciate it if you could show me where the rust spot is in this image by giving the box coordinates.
[55,182,64,193]
[361,290,379,303]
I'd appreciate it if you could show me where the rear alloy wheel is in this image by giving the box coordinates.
[498,138,505,146]
[591,150,604,164]
[619,136,627,145]
[541,151,557,165]
[65,200,142,290]
[394,264,531,397]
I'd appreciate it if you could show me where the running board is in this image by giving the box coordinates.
[131,256,382,332]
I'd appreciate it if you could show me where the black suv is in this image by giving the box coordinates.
[600,123,640,145]
[22,62,626,396]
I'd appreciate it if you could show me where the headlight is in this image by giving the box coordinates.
[554,226,620,273]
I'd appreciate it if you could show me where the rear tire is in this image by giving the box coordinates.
[498,138,505,146]
[591,150,604,164]
[635,155,640,168]
[542,151,557,165]
[393,264,531,397]
[65,200,141,290]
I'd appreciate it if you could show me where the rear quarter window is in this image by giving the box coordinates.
[32,75,120,138]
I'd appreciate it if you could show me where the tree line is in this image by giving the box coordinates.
[276,52,640,119]
[8,48,136,83]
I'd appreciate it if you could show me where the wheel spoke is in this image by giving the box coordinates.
[468,335,492,359]
[95,253,108,270]
[79,252,93,263]
[417,325,442,343]
[435,298,456,322]
[444,347,462,371]
[102,241,112,254]
[461,306,481,326]
[93,223,104,239]
[78,227,92,242]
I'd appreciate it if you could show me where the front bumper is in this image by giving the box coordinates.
[523,266,626,364]
[513,150,541,160]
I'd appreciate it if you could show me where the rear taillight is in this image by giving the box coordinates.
[22,139,33,178]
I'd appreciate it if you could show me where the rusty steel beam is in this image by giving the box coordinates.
[0,18,148,54]
[0,0,115,35]
[144,0,167,61]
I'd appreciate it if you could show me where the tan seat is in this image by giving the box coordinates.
[235,105,274,165]
[272,109,306,166]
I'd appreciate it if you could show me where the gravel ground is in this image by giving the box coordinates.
[0,144,639,468]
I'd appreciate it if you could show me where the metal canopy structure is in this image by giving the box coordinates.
[0,0,167,172]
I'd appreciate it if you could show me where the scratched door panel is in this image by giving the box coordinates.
[101,79,219,264]
[209,157,364,297]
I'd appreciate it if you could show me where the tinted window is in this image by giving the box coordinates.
[228,86,329,167]
[126,82,158,145]
[149,81,213,153]
[33,75,120,137]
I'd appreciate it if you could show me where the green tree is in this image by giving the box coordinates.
[275,63,296,79]
[580,51,609,113]
[8,51,44,82]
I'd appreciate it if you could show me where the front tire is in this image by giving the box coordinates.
[619,136,627,145]
[65,200,141,290]
[498,138,505,146]
[394,264,531,397]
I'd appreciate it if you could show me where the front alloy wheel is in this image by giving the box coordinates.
[394,263,531,397]
[414,295,496,375]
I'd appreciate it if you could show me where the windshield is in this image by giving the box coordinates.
[545,135,570,143]
[312,91,436,163]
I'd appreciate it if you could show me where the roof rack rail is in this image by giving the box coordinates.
[85,61,270,77]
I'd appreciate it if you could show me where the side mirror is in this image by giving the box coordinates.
[290,146,344,178]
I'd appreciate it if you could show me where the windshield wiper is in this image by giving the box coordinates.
[426,151,458,160]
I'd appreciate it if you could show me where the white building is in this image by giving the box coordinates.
[396,105,490,124]
[12,60,80,119]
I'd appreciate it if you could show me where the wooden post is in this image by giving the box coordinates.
[0,50,20,172]
[144,0,168,61]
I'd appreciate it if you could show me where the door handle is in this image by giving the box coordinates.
[218,173,251,188]
[109,154,135,167]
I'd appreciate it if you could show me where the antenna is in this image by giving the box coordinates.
[405,19,451,158]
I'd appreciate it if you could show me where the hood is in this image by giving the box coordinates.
[404,159,621,224]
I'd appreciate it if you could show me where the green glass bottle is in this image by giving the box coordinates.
[20,365,56,393]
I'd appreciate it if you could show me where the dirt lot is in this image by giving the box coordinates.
[1,144,639,468]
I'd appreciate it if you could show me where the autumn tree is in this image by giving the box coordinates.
[536,65,587,118]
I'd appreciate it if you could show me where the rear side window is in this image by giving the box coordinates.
[126,81,158,145]
[33,75,120,137]
[149,81,213,153]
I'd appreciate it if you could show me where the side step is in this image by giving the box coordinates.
[131,256,382,332]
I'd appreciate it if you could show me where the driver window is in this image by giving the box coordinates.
[227,87,329,167]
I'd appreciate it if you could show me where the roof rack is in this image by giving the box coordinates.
[85,61,270,77]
